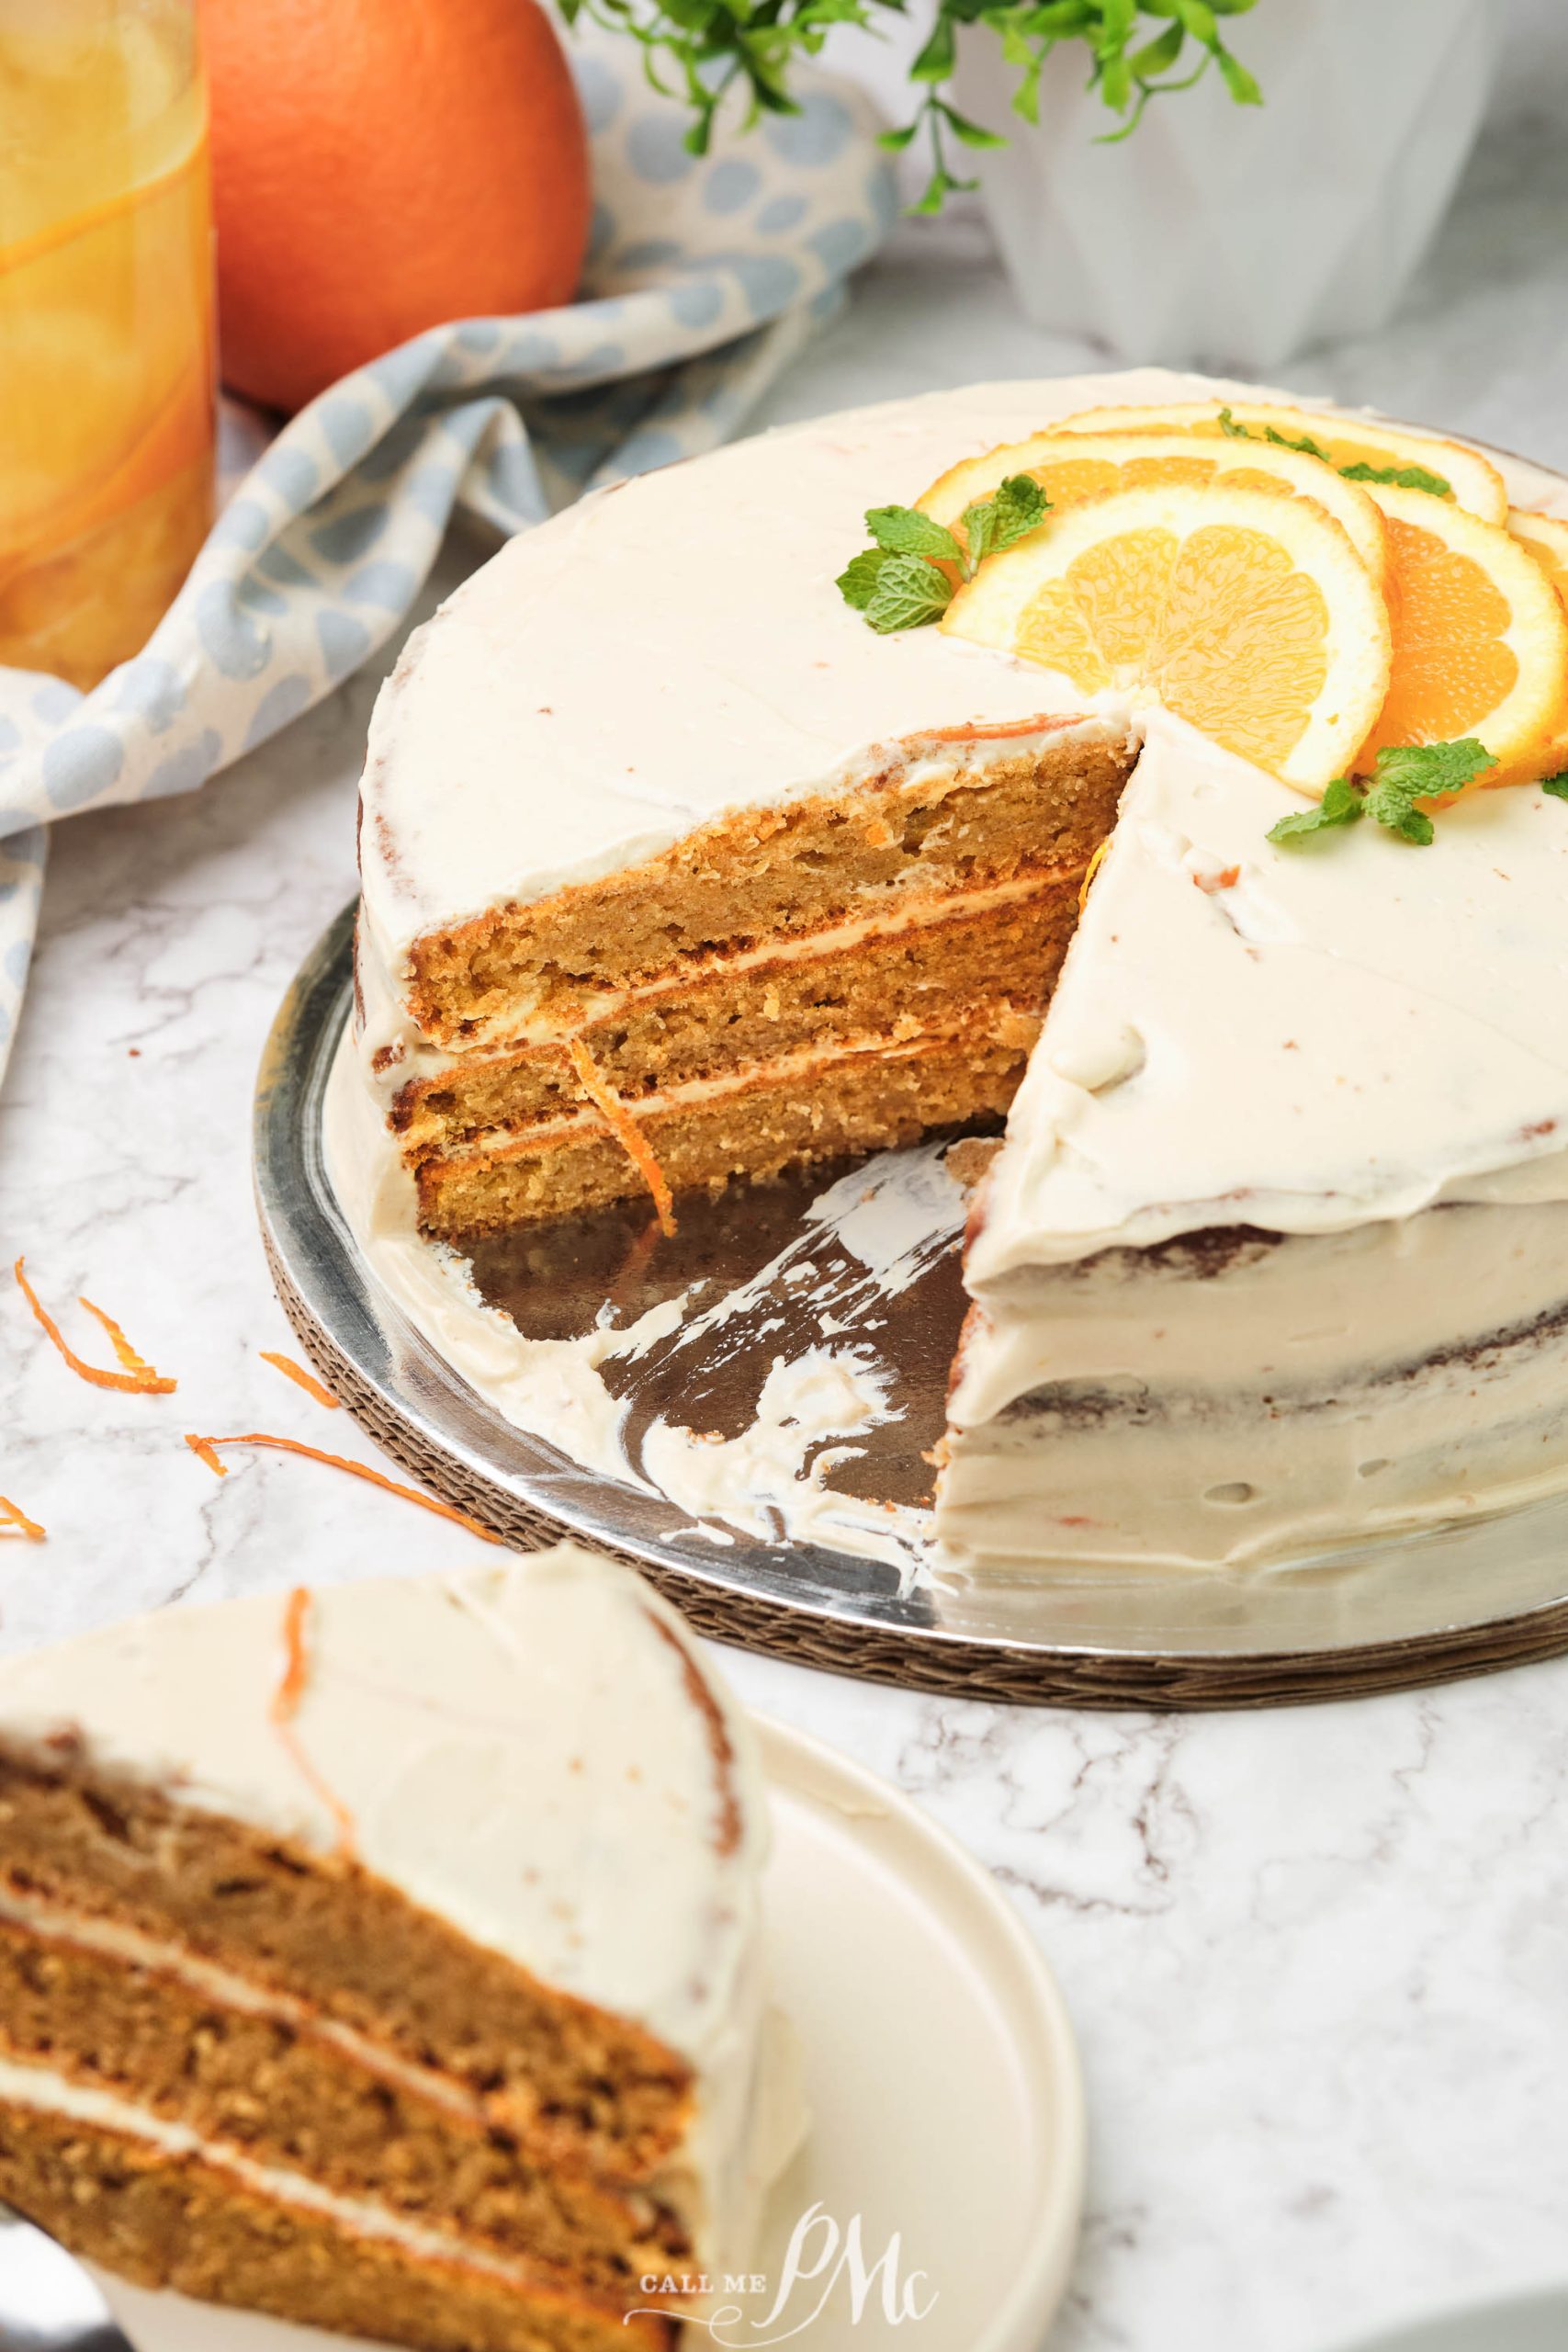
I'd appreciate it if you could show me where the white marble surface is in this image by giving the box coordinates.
[6,116,1568,2352]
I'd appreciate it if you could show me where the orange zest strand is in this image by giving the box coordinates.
[270,1589,358,1861]
[260,1351,341,1410]
[1078,836,1111,912]
[185,1430,502,1544]
[568,1038,677,1238]
[0,1494,46,1542]
[13,1259,176,1396]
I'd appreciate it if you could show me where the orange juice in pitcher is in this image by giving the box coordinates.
[0,0,215,689]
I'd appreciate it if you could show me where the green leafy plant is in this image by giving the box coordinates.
[559,0,1264,215]
[1266,741,1498,851]
[837,473,1050,630]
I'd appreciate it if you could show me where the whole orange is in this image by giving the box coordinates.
[199,0,592,414]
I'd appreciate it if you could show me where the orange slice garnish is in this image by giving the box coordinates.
[1509,507,1568,603]
[1507,509,1568,778]
[942,481,1391,788]
[1047,401,1507,524]
[919,428,1387,581]
[1355,483,1568,779]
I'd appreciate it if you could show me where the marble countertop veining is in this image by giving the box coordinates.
[5,111,1568,2352]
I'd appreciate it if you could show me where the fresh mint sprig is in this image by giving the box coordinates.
[1267,740,1497,850]
[1340,459,1452,496]
[838,474,1051,634]
[1218,407,1452,500]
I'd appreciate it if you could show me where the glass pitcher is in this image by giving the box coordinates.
[0,0,215,689]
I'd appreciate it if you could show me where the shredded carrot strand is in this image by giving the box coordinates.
[917,715,1063,747]
[1078,837,1111,912]
[260,1351,341,1410]
[0,1494,45,1542]
[270,1589,358,1860]
[185,1430,502,1544]
[77,1296,158,1377]
[13,1259,176,1395]
[609,1210,666,1307]
[568,1038,677,1237]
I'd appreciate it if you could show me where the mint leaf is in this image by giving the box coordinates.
[961,496,998,567]
[864,554,953,634]
[1542,773,1568,801]
[987,471,1051,552]
[1216,403,1329,464]
[836,548,892,612]
[1215,407,1450,494]
[844,473,1047,632]
[864,504,963,564]
[1339,459,1451,497]
[963,472,1051,566]
[1268,741,1498,849]
[1265,422,1331,462]
[1362,738,1496,844]
[1267,775,1365,844]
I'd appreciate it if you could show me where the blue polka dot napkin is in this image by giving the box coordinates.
[0,34,894,1082]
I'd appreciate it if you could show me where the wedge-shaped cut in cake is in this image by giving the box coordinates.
[341,368,1568,1576]
[0,1547,794,2350]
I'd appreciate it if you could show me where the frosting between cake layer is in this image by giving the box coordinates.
[356,865,1076,1091]
[941,1194,1568,1570]
[0,2057,579,2297]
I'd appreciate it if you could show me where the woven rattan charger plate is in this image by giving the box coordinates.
[255,905,1568,1711]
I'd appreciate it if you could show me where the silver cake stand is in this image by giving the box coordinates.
[254,905,1568,1709]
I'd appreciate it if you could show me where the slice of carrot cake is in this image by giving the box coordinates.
[0,1546,795,2349]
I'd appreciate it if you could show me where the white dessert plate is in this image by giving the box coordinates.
[254,908,1568,1709]
[89,1715,1083,2352]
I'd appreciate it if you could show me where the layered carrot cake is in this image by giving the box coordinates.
[0,1548,795,2348]
[343,367,1568,1572]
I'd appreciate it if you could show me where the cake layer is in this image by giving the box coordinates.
[0,1908,683,2288]
[0,2077,673,2352]
[420,1028,1029,1237]
[396,722,1131,1047]
[940,1199,1568,1571]
[0,1746,688,2182]
[391,876,1079,1164]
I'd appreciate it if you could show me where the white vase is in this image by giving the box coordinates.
[952,0,1498,371]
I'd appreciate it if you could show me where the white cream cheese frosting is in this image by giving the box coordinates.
[961,700,1568,1291]
[357,365,1285,973]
